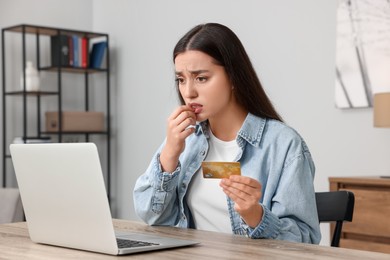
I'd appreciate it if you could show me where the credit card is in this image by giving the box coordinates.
[201,161,241,178]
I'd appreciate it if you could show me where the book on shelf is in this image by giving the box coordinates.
[89,41,107,69]
[68,36,74,66]
[51,34,91,68]
[72,35,80,67]
[51,35,69,66]
[81,37,88,68]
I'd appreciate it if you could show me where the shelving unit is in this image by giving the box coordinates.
[1,24,111,201]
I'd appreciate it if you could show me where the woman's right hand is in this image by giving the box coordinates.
[159,106,196,173]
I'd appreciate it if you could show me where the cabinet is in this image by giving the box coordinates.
[329,176,390,254]
[1,24,111,201]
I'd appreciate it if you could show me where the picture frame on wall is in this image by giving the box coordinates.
[335,0,390,109]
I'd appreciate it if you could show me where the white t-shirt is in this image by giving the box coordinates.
[186,130,240,233]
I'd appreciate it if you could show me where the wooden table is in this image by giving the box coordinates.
[0,219,389,259]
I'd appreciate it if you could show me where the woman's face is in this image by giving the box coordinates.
[175,50,235,122]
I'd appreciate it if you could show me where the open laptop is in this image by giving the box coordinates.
[10,143,199,255]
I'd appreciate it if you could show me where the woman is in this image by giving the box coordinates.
[133,23,321,244]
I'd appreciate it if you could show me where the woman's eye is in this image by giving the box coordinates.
[196,76,207,83]
[176,77,185,84]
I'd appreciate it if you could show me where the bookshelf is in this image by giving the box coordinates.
[1,24,112,201]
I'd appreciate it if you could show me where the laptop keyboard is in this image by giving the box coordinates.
[116,238,159,248]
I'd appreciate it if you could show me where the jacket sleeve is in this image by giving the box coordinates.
[133,147,183,226]
[242,151,321,244]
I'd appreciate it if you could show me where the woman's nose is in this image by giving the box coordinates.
[182,81,197,98]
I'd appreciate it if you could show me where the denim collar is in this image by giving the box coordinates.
[196,113,266,148]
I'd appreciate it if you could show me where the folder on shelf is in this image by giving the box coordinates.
[51,35,69,67]
[81,37,88,68]
[68,37,74,66]
[72,35,80,67]
[89,41,107,69]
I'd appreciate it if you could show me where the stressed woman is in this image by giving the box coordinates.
[133,23,321,244]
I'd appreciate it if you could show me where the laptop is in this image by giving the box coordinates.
[10,143,199,255]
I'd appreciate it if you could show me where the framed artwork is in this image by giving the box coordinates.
[335,0,390,109]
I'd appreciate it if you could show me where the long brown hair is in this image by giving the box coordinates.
[173,23,282,121]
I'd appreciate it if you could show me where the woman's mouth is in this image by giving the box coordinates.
[189,103,203,114]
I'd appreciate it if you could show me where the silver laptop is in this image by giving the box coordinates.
[10,143,199,255]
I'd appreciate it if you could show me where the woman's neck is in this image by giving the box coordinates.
[208,106,248,141]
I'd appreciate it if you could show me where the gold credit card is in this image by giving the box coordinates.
[201,161,241,178]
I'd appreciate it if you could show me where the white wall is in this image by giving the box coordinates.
[0,0,93,30]
[2,0,390,246]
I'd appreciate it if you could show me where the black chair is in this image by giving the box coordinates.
[315,191,355,247]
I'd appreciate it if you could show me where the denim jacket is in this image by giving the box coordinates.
[133,113,321,244]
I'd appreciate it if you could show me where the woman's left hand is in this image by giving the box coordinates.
[220,175,263,228]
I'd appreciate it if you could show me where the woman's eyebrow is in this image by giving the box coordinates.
[175,69,209,76]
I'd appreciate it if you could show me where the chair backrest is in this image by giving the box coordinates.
[315,191,355,247]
